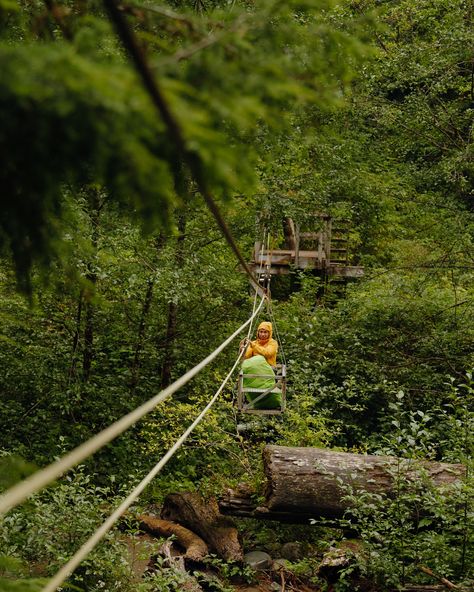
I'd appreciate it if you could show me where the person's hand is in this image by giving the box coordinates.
[239,338,250,350]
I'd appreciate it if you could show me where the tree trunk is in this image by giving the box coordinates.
[130,276,154,391]
[161,212,186,388]
[82,296,94,382]
[161,492,243,562]
[82,187,101,383]
[68,288,83,382]
[263,446,465,519]
[218,483,323,524]
[161,300,177,388]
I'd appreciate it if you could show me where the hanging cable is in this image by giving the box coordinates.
[263,234,286,368]
[259,231,286,367]
[267,300,287,367]
[263,231,271,312]
[0,297,266,517]
[245,229,267,342]
[231,231,267,415]
[41,338,254,592]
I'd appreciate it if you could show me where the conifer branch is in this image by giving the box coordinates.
[102,0,263,293]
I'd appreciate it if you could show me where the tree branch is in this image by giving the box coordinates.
[418,565,459,590]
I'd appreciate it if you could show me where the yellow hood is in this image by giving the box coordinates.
[257,321,273,340]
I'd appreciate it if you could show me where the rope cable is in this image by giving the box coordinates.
[0,297,266,517]
[245,230,267,342]
[260,231,286,367]
[268,301,287,367]
[41,328,258,592]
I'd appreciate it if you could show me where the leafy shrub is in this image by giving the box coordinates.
[0,464,135,591]
[335,383,474,590]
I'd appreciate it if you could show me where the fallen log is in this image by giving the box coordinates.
[161,492,243,562]
[138,515,209,561]
[263,446,465,519]
[218,483,338,525]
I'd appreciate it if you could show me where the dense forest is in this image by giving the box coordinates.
[0,0,473,590]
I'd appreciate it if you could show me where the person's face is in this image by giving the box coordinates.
[258,328,270,340]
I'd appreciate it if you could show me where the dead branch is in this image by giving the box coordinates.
[138,514,208,561]
[418,565,460,590]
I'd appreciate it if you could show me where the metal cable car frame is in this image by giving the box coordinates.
[237,362,287,415]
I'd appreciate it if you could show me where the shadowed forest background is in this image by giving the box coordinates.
[0,0,473,590]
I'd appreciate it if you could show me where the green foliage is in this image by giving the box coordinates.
[275,266,474,448]
[340,467,474,589]
[1,1,474,590]
[0,555,46,592]
[197,556,255,589]
[335,378,474,589]
[0,454,37,492]
[0,0,370,289]
[0,464,140,592]
[359,0,474,201]
[0,42,175,288]
[137,557,200,592]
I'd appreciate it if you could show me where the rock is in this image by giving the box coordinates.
[280,541,303,562]
[243,550,273,570]
[272,558,290,571]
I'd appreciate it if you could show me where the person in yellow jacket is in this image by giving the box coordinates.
[239,321,278,367]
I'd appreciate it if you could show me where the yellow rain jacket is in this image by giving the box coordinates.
[244,321,278,366]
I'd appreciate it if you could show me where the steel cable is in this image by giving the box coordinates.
[40,305,263,592]
[0,297,266,517]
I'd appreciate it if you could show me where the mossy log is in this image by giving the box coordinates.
[263,446,465,519]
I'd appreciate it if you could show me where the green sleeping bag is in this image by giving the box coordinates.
[241,355,282,409]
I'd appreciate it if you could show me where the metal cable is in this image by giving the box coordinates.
[245,230,267,342]
[258,232,286,367]
[41,317,262,592]
[267,292,287,367]
[0,297,266,517]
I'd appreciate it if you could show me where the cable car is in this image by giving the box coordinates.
[237,363,287,415]
[237,241,287,416]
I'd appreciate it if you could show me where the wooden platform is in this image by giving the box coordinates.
[251,215,364,279]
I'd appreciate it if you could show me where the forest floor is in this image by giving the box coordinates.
[124,533,324,591]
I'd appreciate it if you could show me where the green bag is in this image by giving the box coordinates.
[242,355,281,409]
